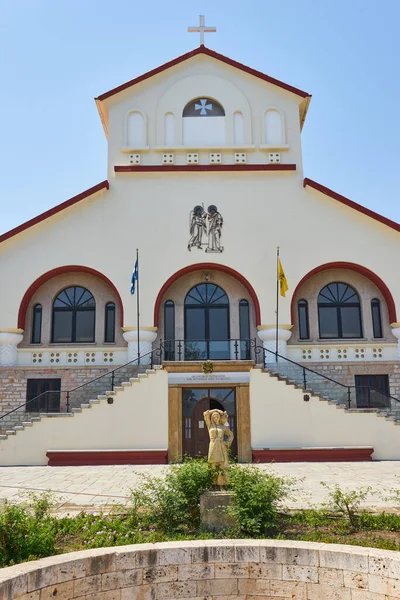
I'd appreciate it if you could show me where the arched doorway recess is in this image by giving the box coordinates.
[155,267,258,361]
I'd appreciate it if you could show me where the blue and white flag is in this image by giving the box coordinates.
[131,259,138,295]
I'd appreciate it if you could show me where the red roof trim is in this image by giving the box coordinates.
[0,181,109,245]
[304,178,400,233]
[96,45,310,101]
[115,164,296,173]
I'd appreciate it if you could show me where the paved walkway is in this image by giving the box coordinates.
[0,462,399,514]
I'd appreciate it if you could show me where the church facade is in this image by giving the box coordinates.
[1,42,400,465]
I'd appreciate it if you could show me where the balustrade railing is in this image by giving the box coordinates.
[1,339,399,434]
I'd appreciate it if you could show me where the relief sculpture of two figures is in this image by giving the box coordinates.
[188,205,224,253]
[204,409,234,486]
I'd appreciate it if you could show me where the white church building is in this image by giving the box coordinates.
[1,20,400,465]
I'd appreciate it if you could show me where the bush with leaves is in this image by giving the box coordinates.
[228,464,293,536]
[130,457,213,533]
[321,483,373,531]
[0,493,56,567]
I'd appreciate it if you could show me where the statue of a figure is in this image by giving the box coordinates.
[188,205,207,251]
[204,409,234,486]
[206,205,223,253]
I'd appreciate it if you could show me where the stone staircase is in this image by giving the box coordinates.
[263,359,400,425]
[0,365,156,439]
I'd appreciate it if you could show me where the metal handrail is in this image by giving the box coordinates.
[0,346,159,422]
[256,344,399,408]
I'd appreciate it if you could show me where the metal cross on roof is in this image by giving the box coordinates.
[188,15,216,46]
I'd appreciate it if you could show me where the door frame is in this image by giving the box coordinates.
[168,382,251,463]
[181,389,237,459]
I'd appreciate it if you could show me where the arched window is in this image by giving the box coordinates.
[31,304,42,344]
[52,287,95,343]
[264,109,283,145]
[104,302,115,343]
[164,300,175,360]
[127,111,146,147]
[318,283,362,339]
[233,111,244,145]
[371,298,383,338]
[184,283,229,360]
[164,112,175,146]
[183,97,225,145]
[239,299,250,359]
[298,300,310,340]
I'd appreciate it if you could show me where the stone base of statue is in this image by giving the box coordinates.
[200,491,236,531]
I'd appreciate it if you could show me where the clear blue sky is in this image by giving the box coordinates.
[1,0,399,235]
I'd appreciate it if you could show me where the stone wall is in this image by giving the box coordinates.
[302,361,400,399]
[1,540,400,600]
[0,366,112,417]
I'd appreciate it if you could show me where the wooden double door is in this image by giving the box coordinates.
[182,387,237,458]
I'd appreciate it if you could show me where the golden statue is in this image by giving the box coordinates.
[203,409,234,486]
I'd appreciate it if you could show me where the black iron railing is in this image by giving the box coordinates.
[1,339,399,433]
[159,338,257,361]
[256,344,399,410]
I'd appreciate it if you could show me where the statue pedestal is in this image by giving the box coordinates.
[200,491,236,531]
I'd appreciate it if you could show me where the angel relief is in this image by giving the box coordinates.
[188,205,224,253]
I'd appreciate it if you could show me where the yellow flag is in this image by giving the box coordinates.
[278,258,288,297]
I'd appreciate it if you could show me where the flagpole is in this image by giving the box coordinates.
[275,246,279,362]
[136,248,140,365]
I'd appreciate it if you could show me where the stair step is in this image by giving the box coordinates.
[129,378,139,383]
[137,374,147,379]
[121,382,132,387]
[22,421,33,426]
[0,434,7,439]
[71,408,82,413]
[81,404,91,409]
[105,391,116,395]
[13,426,24,431]
[90,399,100,404]
[5,430,16,435]
[31,417,41,421]
[114,386,124,391]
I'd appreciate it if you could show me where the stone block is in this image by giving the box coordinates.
[238,578,271,595]
[319,545,369,573]
[234,543,260,563]
[177,564,214,580]
[39,580,74,600]
[306,582,351,599]
[260,541,321,567]
[200,491,236,531]
[28,567,59,592]
[134,550,159,568]
[197,578,238,596]
[269,579,307,599]
[343,570,368,589]
[214,564,250,579]
[143,566,178,583]
[368,573,400,598]
[283,565,318,583]
[102,569,142,591]
[192,544,235,564]
[248,563,283,580]
[120,584,156,600]
[318,567,344,586]
[56,560,87,584]
[157,581,197,599]
[73,575,101,596]
[85,554,116,577]
[159,546,192,566]
[351,590,388,600]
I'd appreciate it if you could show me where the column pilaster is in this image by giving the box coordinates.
[0,330,24,367]
[257,325,292,361]
[122,327,158,364]
[391,323,400,359]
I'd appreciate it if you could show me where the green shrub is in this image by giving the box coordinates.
[228,464,293,536]
[321,483,372,531]
[0,495,55,567]
[130,457,213,532]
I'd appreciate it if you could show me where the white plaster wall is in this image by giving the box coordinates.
[250,368,400,460]
[0,369,168,466]
[1,174,400,331]
[105,54,303,168]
